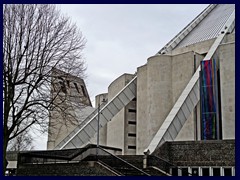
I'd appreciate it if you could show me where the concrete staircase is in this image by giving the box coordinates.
[117,155,168,176]
[83,155,150,176]
[83,154,169,176]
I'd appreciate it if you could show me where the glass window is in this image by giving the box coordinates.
[171,168,178,176]
[128,121,136,125]
[128,109,136,113]
[128,133,136,137]
[81,85,87,96]
[192,168,199,176]
[202,168,210,176]
[181,168,189,176]
[223,168,232,176]
[66,80,70,87]
[74,83,80,93]
[128,145,136,149]
[59,81,66,93]
[213,168,221,176]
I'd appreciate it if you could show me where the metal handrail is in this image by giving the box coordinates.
[58,75,137,150]
[149,155,192,176]
[19,145,150,176]
[97,160,124,176]
[98,147,150,176]
[19,146,95,164]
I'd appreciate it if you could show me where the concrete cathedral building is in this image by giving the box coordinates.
[14,4,235,176]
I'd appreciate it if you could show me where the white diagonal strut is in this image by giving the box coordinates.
[55,76,137,150]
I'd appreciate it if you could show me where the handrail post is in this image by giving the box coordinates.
[96,98,106,159]
[143,149,150,169]
[143,154,147,169]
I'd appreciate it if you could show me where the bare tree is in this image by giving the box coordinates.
[7,129,34,151]
[3,4,86,173]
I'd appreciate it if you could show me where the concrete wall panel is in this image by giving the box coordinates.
[136,65,149,154]
[218,42,235,139]
[106,74,135,154]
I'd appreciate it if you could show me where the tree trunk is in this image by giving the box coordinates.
[3,130,9,175]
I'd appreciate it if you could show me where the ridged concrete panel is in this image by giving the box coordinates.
[90,119,98,131]
[157,4,235,54]
[176,4,235,48]
[157,4,217,54]
[54,76,137,150]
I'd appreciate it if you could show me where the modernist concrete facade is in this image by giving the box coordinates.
[94,33,235,155]
[15,140,235,176]
[47,4,235,162]
[106,74,137,155]
[89,75,137,155]
[7,4,234,177]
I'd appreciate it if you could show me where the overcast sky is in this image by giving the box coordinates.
[33,4,209,150]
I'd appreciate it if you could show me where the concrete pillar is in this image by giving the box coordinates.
[95,93,108,146]
[147,55,173,148]
[136,65,149,154]
[218,43,235,139]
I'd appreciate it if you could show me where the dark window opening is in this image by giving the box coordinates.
[128,133,136,137]
[224,168,232,176]
[59,81,67,94]
[171,168,178,176]
[67,80,70,87]
[202,168,210,176]
[58,77,67,94]
[52,84,56,92]
[81,85,87,97]
[58,77,64,81]
[128,121,136,125]
[213,168,221,176]
[128,145,136,149]
[128,109,136,113]
[181,168,189,176]
[192,168,199,176]
[74,83,80,93]
[132,98,137,101]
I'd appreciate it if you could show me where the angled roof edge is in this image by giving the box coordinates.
[156,4,216,55]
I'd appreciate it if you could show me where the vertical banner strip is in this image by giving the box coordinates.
[201,59,217,140]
